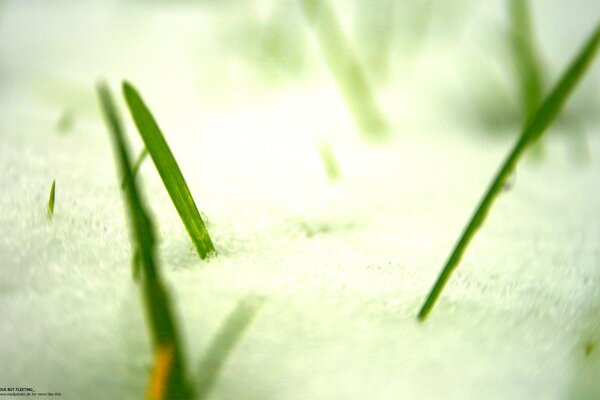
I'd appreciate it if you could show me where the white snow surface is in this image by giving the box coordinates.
[0,1,599,399]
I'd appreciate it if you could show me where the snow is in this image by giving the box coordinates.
[0,1,599,399]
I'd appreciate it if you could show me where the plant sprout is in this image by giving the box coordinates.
[98,82,195,399]
[301,0,388,140]
[418,21,600,321]
[123,82,216,260]
[47,179,56,218]
[100,81,264,400]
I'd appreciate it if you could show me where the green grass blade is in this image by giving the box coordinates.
[301,0,388,140]
[132,247,142,281]
[508,0,546,121]
[121,147,149,189]
[47,179,56,218]
[97,82,194,399]
[196,296,263,400]
[122,81,215,259]
[98,84,156,277]
[318,142,342,180]
[418,21,600,321]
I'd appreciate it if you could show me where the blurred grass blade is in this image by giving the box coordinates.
[418,22,600,321]
[142,279,194,399]
[47,179,56,218]
[196,296,264,400]
[318,142,341,180]
[56,110,75,133]
[98,83,155,275]
[97,82,194,399]
[122,81,216,259]
[301,0,388,140]
[122,147,149,189]
[354,0,396,82]
[508,0,545,121]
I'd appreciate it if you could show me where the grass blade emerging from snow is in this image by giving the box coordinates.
[122,81,215,259]
[301,0,388,140]
[418,22,600,321]
[196,296,264,400]
[97,82,194,399]
[47,179,56,218]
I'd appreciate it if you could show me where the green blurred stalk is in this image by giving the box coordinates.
[301,0,389,140]
[508,0,545,122]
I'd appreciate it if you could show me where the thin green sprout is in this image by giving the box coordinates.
[97,82,194,399]
[301,0,388,139]
[318,142,342,180]
[122,82,216,260]
[47,179,56,218]
[121,147,149,189]
[418,22,600,321]
[196,296,264,400]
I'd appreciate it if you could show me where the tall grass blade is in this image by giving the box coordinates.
[418,22,600,321]
[97,82,194,399]
[301,0,388,140]
[47,179,56,218]
[196,296,263,400]
[122,81,215,259]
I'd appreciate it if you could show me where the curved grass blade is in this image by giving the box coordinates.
[301,0,388,140]
[97,82,194,399]
[418,22,600,321]
[196,296,264,400]
[122,81,215,259]
[47,179,56,218]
